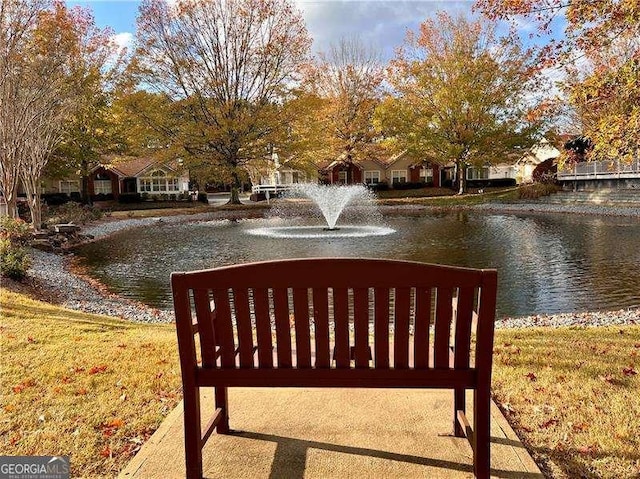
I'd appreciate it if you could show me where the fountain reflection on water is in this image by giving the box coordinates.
[246,183,395,238]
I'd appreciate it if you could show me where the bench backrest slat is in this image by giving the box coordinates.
[233,288,254,368]
[353,287,370,368]
[172,258,497,375]
[413,287,432,368]
[293,288,312,368]
[312,287,331,368]
[193,288,217,367]
[395,287,412,369]
[211,288,236,368]
[454,286,475,369]
[333,287,350,368]
[253,288,273,368]
[434,287,454,369]
[273,288,292,368]
[374,287,390,369]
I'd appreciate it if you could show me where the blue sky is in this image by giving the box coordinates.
[66,1,488,60]
[65,0,565,63]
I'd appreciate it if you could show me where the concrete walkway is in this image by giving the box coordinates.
[119,388,542,479]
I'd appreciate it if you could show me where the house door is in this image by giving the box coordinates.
[123,178,137,193]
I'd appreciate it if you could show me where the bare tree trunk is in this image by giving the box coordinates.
[22,176,42,229]
[227,169,242,205]
[457,160,466,195]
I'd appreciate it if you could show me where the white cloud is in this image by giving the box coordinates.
[293,1,474,60]
[113,31,134,52]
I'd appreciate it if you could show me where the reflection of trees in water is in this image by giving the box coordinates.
[76,213,640,315]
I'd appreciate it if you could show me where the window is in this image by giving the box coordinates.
[364,170,380,184]
[338,171,348,184]
[94,180,112,195]
[467,167,489,180]
[59,180,80,194]
[419,167,433,183]
[139,169,180,193]
[391,170,407,184]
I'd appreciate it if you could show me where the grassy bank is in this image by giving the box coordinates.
[2,289,637,478]
[0,289,180,477]
[492,326,640,478]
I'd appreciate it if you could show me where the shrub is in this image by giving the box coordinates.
[0,217,32,245]
[118,193,142,204]
[0,238,31,281]
[518,183,562,199]
[41,193,70,206]
[197,192,208,203]
[44,202,103,225]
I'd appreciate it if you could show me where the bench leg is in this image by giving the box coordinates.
[215,386,230,434]
[454,388,465,437]
[473,387,491,479]
[184,386,203,479]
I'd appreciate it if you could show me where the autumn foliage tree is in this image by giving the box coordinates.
[376,13,549,194]
[475,0,640,163]
[296,38,385,170]
[133,0,311,203]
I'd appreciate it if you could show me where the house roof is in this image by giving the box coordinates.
[99,156,182,178]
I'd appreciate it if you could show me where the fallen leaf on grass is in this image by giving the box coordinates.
[89,365,108,375]
[525,372,537,381]
[578,444,598,455]
[622,366,637,376]
[540,418,559,429]
[599,374,615,384]
[99,446,111,458]
[12,379,36,393]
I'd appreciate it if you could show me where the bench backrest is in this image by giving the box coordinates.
[172,258,497,376]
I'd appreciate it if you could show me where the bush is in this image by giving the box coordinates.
[518,183,562,200]
[367,181,389,192]
[391,181,426,190]
[41,193,70,206]
[197,192,208,203]
[44,202,103,225]
[0,217,32,245]
[0,238,31,281]
[118,193,142,204]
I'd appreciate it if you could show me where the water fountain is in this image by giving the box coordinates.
[246,183,395,238]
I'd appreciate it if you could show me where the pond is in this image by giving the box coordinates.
[75,211,640,318]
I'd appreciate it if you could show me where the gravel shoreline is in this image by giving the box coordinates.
[13,202,640,327]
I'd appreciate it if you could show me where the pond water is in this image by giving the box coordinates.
[75,211,640,318]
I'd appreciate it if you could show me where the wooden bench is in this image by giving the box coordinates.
[171,258,497,479]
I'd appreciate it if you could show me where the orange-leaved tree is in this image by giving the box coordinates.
[132,0,311,203]
[375,13,550,194]
[475,0,640,164]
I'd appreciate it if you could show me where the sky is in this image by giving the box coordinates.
[65,0,543,61]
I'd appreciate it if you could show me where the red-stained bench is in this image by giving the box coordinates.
[171,258,497,479]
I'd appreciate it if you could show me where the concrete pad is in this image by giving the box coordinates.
[119,388,542,479]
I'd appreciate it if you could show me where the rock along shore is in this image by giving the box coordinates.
[12,203,640,327]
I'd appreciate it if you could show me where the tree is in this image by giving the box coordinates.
[475,0,640,163]
[297,38,386,169]
[133,0,311,203]
[52,5,126,205]
[0,0,48,218]
[376,13,550,194]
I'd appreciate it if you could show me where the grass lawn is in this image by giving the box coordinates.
[492,326,640,479]
[2,289,638,478]
[0,289,180,477]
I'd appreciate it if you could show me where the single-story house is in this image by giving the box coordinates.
[41,156,190,200]
[322,151,443,188]
[514,139,561,184]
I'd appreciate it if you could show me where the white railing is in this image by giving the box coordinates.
[251,184,296,194]
[558,158,640,180]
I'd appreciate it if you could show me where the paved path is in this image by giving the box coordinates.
[120,388,542,479]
